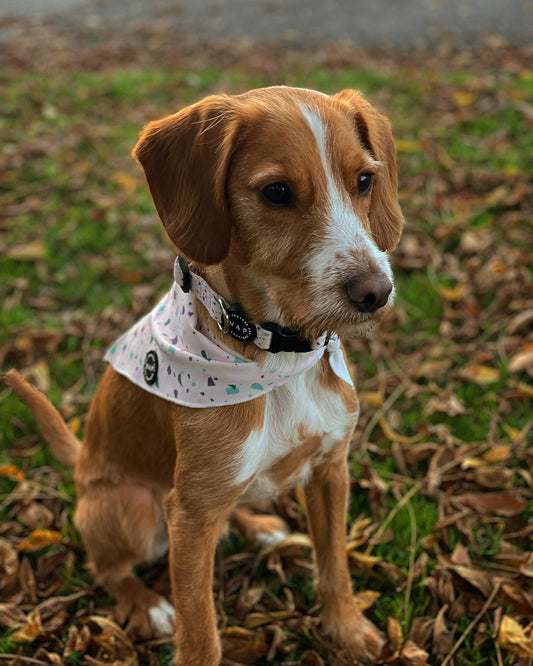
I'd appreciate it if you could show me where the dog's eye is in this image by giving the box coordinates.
[261,182,293,206]
[357,173,373,196]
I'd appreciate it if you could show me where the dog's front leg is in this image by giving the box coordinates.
[165,483,242,666]
[304,446,384,663]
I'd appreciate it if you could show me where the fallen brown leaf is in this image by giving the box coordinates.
[299,650,325,666]
[499,582,533,617]
[220,626,268,664]
[449,543,471,567]
[409,617,434,649]
[472,465,514,490]
[244,610,299,629]
[400,639,429,666]
[425,390,466,416]
[64,624,92,658]
[18,556,37,604]
[432,606,455,656]
[519,553,533,578]
[444,562,493,597]
[16,502,55,530]
[0,540,19,592]
[0,603,27,628]
[453,492,527,517]
[509,345,533,373]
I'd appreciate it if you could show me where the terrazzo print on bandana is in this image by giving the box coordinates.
[104,276,345,408]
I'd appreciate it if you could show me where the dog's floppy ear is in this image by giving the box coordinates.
[133,95,243,265]
[334,89,404,251]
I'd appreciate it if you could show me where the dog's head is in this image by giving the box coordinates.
[133,87,404,339]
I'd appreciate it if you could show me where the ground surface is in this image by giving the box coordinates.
[1,6,532,666]
[1,0,532,46]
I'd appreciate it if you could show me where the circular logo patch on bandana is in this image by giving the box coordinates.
[143,350,159,385]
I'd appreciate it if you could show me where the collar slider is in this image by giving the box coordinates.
[177,255,192,293]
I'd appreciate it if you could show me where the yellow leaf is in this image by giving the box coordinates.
[485,185,509,206]
[439,283,467,302]
[17,529,63,551]
[346,537,368,551]
[24,360,50,393]
[112,171,138,194]
[490,260,507,275]
[413,359,452,379]
[502,164,521,175]
[353,590,381,611]
[512,381,533,399]
[244,610,299,629]
[459,365,501,385]
[348,516,373,538]
[395,139,423,153]
[503,424,522,443]
[348,551,380,568]
[67,416,82,436]
[436,145,455,170]
[272,533,312,552]
[359,391,384,408]
[454,91,476,106]
[461,457,485,470]
[294,485,306,510]
[482,445,510,464]
[0,464,25,482]
[379,417,423,445]
[387,616,403,652]
[12,610,42,642]
[498,616,533,657]
[6,240,47,261]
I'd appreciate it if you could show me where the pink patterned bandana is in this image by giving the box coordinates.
[105,271,352,408]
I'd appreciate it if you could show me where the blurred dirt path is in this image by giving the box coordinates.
[1,0,532,48]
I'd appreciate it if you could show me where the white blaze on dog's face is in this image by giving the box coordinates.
[226,87,404,338]
[133,86,404,339]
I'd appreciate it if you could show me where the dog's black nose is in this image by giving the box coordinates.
[345,273,392,313]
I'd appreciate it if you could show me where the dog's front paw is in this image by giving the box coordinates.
[115,593,175,640]
[323,603,384,664]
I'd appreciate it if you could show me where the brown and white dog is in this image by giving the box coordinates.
[5,86,404,665]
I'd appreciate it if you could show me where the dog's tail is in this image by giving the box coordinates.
[3,370,81,468]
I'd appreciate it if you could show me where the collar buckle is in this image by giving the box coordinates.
[261,322,314,354]
[217,298,230,334]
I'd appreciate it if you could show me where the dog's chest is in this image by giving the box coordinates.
[234,360,357,501]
